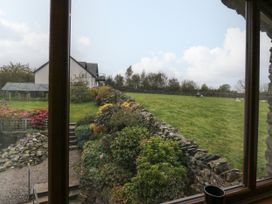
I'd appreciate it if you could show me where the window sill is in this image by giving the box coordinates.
[163,179,272,204]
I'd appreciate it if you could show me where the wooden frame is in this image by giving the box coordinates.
[164,0,272,203]
[47,0,272,203]
[48,0,70,203]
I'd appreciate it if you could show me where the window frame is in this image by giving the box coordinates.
[47,0,272,203]
[48,0,70,203]
[164,0,272,203]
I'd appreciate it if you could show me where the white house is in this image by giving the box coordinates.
[34,56,99,88]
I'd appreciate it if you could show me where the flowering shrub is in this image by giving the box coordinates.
[97,103,113,116]
[80,87,188,203]
[91,86,114,105]
[120,101,131,109]
[90,123,104,136]
[29,109,48,130]
[0,107,31,119]
[0,106,48,130]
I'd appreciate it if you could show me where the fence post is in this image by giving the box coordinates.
[28,163,31,201]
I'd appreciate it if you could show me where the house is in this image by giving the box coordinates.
[34,56,101,88]
[1,82,48,100]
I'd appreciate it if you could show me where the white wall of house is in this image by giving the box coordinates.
[35,58,97,88]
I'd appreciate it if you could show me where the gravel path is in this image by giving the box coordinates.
[0,150,81,204]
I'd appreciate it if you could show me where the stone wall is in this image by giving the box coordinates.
[0,133,48,172]
[266,45,272,176]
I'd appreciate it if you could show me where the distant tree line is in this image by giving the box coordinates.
[0,63,34,88]
[104,66,253,98]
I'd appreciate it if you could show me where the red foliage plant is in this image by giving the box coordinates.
[0,106,48,130]
[30,109,48,130]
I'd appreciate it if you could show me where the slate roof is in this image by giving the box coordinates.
[78,62,98,78]
[34,56,99,78]
[1,83,48,92]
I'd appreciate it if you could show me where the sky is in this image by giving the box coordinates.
[0,0,271,88]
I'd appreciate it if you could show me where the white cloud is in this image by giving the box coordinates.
[131,52,183,80]
[131,27,271,88]
[0,18,29,33]
[0,15,49,69]
[183,28,246,87]
[0,9,5,16]
[78,36,91,47]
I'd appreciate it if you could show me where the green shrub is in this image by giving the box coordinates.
[81,139,106,190]
[70,78,93,103]
[106,109,144,133]
[76,114,96,126]
[75,125,91,148]
[82,140,104,170]
[111,127,150,170]
[122,162,187,204]
[101,133,115,154]
[138,136,184,166]
[100,163,133,187]
[121,136,188,204]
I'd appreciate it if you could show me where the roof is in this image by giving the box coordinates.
[1,83,48,92]
[78,62,98,78]
[222,0,272,38]
[34,56,99,78]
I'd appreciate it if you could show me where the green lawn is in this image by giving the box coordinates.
[8,101,98,122]
[127,92,268,177]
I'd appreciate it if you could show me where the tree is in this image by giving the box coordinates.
[114,74,124,89]
[168,78,180,91]
[131,74,141,89]
[218,84,231,92]
[70,74,92,103]
[140,71,149,89]
[155,72,168,89]
[200,84,209,92]
[125,66,133,88]
[235,80,245,93]
[180,80,198,92]
[145,72,168,90]
[0,62,34,88]
[105,76,115,87]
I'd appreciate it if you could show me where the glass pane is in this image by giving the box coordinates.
[0,1,49,203]
[71,0,246,203]
[257,11,272,180]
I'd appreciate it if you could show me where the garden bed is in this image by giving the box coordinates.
[75,86,242,204]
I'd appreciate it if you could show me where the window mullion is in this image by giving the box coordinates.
[243,0,260,189]
[48,0,71,203]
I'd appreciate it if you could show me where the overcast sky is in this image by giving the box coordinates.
[0,0,271,88]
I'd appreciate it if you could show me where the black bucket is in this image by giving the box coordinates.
[204,185,225,204]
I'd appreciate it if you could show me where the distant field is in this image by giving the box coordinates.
[7,101,98,122]
[127,92,268,177]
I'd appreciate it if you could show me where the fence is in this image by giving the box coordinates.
[0,118,48,131]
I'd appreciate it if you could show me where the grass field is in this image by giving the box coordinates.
[8,101,98,122]
[127,92,268,177]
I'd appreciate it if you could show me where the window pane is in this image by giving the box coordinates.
[71,0,245,203]
[0,1,49,203]
[257,11,272,180]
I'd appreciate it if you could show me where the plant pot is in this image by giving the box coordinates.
[204,185,225,204]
